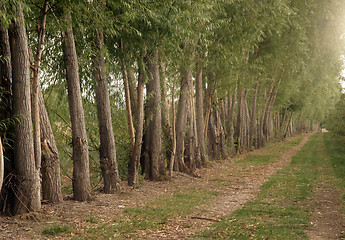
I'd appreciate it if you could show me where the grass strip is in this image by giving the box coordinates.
[195,134,322,239]
[238,135,304,166]
[72,188,218,239]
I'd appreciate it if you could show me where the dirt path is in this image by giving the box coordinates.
[135,134,312,239]
[2,133,340,240]
[305,137,345,240]
[306,181,345,240]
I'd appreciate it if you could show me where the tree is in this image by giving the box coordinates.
[9,2,41,214]
[92,26,121,193]
[61,7,92,201]
[144,49,165,180]
[128,60,145,186]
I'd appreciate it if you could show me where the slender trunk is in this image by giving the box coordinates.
[93,28,120,193]
[31,0,48,181]
[195,60,207,167]
[227,89,237,156]
[145,49,165,180]
[62,10,91,201]
[284,112,293,138]
[207,103,219,160]
[0,137,3,191]
[160,60,172,161]
[243,90,250,151]
[236,89,244,153]
[169,78,176,177]
[9,3,41,214]
[120,42,135,153]
[263,81,274,141]
[174,68,191,172]
[249,86,258,149]
[128,67,138,119]
[0,27,12,105]
[39,84,63,203]
[160,60,171,129]
[128,60,145,186]
[204,83,215,142]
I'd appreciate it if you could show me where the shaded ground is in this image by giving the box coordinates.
[0,133,344,239]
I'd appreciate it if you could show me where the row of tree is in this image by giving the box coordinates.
[0,0,344,215]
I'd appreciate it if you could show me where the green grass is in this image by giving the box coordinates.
[195,133,325,239]
[42,223,71,236]
[322,133,345,204]
[239,153,280,166]
[72,188,219,239]
[237,135,304,167]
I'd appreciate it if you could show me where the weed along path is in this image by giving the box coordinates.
[1,133,345,239]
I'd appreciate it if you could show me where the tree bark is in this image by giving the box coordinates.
[195,60,207,167]
[226,89,237,156]
[127,67,138,119]
[0,25,14,215]
[128,60,145,186]
[92,28,120,193]
[62,10,91,201]
[39,85,63,203]
[31,0,49,182]
[174,68,191,172]
[160,60,172,162]
[0,137,3,192]
[9,4,41,214]
[169,78,176,176]
[120,40,135,153]
[145,50,165,180]
[0,26,12,118]
[249,86,258,149]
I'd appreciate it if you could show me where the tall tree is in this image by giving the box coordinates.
[9,2,41,214]
[61,7,91,201]
[195,59,207,166]
[128,60,145,186]
[31,0,49,188]
[92,27,120,193]
[144,49,165,180]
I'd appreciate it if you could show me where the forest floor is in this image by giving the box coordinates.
[0,133,344,239]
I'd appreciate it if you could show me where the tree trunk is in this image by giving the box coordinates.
[185,79,199,171]
[235,89,244,153]
[128,60,145,186]
[92,28,120,193]
[195,60,207,167]
[169,78,176,176]
[0,137,3,192]
[0,25,14,215]
[9,4,41,214]
[0,26,12,119]
[249,86,258,149]
[39,85,63,203]
[226,89,236,156]
[160,60,172,162]
[31,0,49,184]
[207,103,219,160]
[120,40,135,153]
[145,50,165,180]
[62,10,91,201]
[174,68,191,172]
[127,67,138,119]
